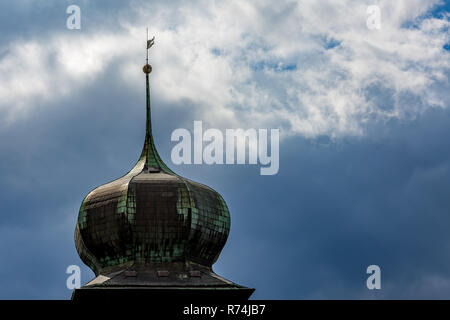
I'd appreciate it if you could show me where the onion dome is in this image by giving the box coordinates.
[73,40,253,297]
[75,62,230,272]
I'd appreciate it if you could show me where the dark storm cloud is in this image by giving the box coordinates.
[212,107,450,299]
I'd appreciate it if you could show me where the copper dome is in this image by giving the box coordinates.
[75,62,231,277]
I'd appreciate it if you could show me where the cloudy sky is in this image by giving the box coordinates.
[0,0,449,299]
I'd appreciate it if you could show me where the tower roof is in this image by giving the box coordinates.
[73,37,243,292]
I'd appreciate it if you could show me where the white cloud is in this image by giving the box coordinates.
[0,33,136,123]
[0,0,448,137]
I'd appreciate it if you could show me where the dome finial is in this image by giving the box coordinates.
[139,30,170,173]
[143,28,154,74]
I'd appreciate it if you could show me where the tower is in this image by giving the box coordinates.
[71,36,254,301]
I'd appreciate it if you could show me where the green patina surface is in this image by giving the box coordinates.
[140,72,175,174]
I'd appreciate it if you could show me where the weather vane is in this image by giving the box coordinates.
[146,28,155,64]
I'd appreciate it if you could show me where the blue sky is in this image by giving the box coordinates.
[0,0,449,299]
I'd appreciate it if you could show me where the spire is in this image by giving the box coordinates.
[137,34,173,174]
